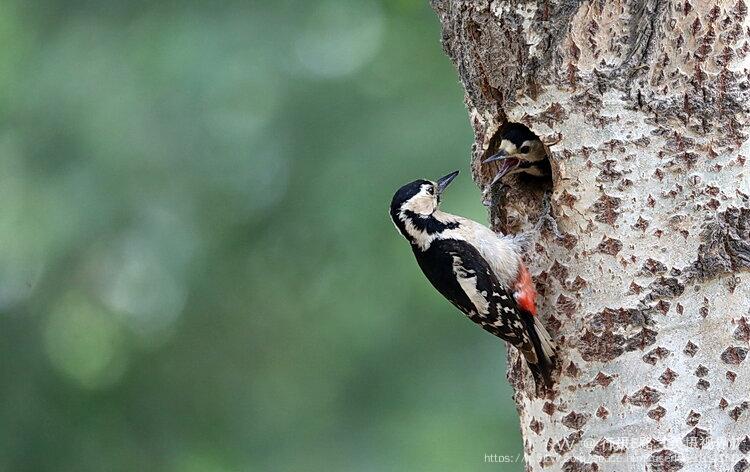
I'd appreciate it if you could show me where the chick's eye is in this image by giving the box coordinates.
[519,145,531,154]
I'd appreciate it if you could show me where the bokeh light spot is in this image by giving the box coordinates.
[44,293,127,389]
[95,232,188,338]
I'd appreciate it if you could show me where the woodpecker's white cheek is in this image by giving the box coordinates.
[402,188,437,215]
[498,139,517,155]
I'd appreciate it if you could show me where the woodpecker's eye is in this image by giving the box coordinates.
[519,145,531,154]
[427,186,435,195]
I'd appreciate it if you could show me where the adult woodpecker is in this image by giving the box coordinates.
[483,123,550,186]
[389,170,556,391]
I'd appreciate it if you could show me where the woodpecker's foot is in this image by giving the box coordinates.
[534,192,565,240]
[510,231,533,253]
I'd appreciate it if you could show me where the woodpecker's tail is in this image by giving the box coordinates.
[522,315,556,393]
[534,316,556,366]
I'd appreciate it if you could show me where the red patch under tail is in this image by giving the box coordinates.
[514,263,537,316]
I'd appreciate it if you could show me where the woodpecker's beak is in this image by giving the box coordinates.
[436,170,459,195]
[483,150,520,185]
[482,149,508,163]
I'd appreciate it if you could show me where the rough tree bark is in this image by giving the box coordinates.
[431,1,750,470]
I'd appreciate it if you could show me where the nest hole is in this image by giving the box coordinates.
[483,121,556,233]
[484,121,554,191]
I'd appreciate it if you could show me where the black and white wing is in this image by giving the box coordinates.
[414,239,542,366]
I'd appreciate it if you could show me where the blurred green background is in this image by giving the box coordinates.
[1,1,523,470]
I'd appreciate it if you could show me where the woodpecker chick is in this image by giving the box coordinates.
[390,171,556,391]
[483,123,550,186]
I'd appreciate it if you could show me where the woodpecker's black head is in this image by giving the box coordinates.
[389,171,459,240]
[483,123,549,185]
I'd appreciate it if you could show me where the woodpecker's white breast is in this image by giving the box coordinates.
[432,211,521,288]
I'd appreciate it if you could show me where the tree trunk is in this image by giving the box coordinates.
[431,1,750,470]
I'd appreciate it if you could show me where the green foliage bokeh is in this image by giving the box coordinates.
[0,1,523,470]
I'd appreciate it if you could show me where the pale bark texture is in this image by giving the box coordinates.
[431,1,750,470]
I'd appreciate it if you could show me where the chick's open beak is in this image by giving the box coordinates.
[436,170,459,195]
[483,150,520,185]
[482,149,507,164]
